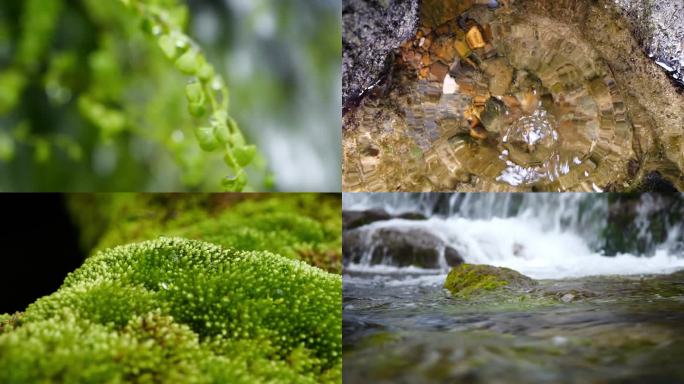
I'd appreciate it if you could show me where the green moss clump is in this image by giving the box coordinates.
[444,264,536,298]
[0,237,341,383]
[67,194,342,273]
[0,313,23,335]
[638,275,684,298]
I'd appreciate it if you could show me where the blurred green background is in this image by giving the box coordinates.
[0,0,341,191]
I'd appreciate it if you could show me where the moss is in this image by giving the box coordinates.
[0,313,23,335]
[68,194,342,273]
[638,276,684,298]
[444,264,536,298]
[353,332,402,353]
[0,237,341,383]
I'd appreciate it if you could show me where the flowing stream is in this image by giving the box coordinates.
[343,193,684,383]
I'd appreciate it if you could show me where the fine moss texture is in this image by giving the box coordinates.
[0,237,341,383]
[67,194,342,274]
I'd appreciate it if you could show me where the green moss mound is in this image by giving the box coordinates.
[68,194,342,273]
[444,264,536,298]
[0,237,341,383]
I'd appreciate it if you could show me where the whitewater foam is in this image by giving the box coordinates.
[348,217,684,280]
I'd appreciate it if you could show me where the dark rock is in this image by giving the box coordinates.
[603,194,684,256]
[368,227,440,268]
[342,209,427,230]
[637,171,679,193]
[342,229,365,265]
[342,0,419,109]
[612,0,684,89]
[343,209,392,230]
[444,246,463,267]
[343,225,463,268]
[396,211,428,221]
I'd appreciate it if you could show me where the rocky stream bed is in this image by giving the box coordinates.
[343,267,684,383]
[343,0,684,192]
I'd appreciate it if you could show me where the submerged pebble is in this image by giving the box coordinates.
[560,293,575,303]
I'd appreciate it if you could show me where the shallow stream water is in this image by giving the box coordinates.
[343,270,684,383]
[343,0,684,192]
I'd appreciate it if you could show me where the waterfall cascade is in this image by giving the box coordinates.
[343,193,684,279]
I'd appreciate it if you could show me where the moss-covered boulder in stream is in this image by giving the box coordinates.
[0,237,342,383]
[444,264,537,298]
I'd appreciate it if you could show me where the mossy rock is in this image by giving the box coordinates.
[638,271,684,298]
[444,264,536,298]
[0,237,341,383]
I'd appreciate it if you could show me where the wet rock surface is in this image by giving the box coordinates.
[343,209,393,230]
[343,223,463,268]
[343,209,427,230]
[343,0,684,192]
[342,0,419,109]
[603,194,684,256]
[343,269,684,383]
[612,0,684,88]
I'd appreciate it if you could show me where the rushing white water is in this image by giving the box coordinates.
[344,193,684,280]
